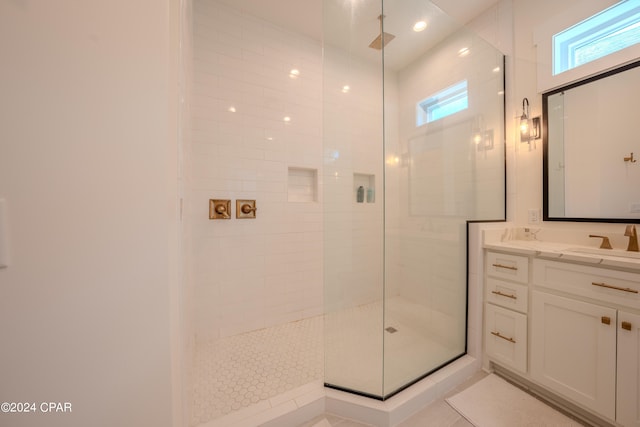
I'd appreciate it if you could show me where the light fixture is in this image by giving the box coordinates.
[341,85,350,93]
[413,21,427,32]
[283,116,291,122]
[458,47,470,57]
[228,106,236,113]
[519,97,541,143]
[289,69,300,78]
[471,115,494,151]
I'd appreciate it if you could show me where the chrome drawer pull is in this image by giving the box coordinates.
[591,282,639,294]
[491,331,516,343]
[492,263,518,271]
[491,290,517,300]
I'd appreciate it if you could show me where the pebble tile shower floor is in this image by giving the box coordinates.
[190,297,459,426]
[190,316,324,425]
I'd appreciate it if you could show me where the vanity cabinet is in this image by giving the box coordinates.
[484,251,528,373]
[531,258,640,426]
[531,291,616,419]
[617,311,640,427]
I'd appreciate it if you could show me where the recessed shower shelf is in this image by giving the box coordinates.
[354,173,375,203]
[288,167,318,202]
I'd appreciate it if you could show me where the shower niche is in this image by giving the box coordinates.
[354,173,375,204]
[288,167,318,203]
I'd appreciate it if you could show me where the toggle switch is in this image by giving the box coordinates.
[236,200,257,219]
[209,199,231,220]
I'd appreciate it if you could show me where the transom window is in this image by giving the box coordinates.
[416,80,468,126]
[554,0,640,75]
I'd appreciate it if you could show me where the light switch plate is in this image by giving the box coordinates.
[0,199,8,268]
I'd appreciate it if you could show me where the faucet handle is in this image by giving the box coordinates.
[625,225,637,237]
[589,234,613,249]
[625,225,639,252]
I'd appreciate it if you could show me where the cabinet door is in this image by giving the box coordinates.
[485,303,527,373]
[531,291,616,420]
[618,311,640,427]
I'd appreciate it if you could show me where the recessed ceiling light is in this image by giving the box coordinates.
[228,106,236,113]
[283,116,291,122]
[289,69,300,78]
[342,85,350,93]
[493,66,501,73]
[413,21,427,32]
[458,47,470,57]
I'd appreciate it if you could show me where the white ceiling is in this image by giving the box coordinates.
[214,0,499,70]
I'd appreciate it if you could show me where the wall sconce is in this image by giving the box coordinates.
[520,97,541,143]
[472,115,494,151]
[476,129,494,151]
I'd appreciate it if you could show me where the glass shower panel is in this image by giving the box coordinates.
[322,0,385,398]
[382,1,505,397]
[323,0,505,399]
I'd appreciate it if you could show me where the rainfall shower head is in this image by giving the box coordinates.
[369,15,395,50]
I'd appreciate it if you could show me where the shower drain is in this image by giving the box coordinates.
[385,326,398,333]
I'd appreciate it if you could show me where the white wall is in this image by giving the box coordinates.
[0,1,182,427]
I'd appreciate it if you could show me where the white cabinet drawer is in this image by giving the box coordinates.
[533,259,640,310]
[486,277,528,313]
[485,303,527,373]
[486,251,529,284]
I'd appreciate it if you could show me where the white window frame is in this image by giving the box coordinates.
[553,0,640,75]
[534,0,640,92]
[416,80,468,127]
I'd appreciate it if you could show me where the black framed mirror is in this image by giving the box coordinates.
[543,60,640,223]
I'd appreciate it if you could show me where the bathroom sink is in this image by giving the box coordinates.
[566,247,640,259]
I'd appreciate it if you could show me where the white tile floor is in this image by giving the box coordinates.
[191,297,465,426]
[191,316,324,425]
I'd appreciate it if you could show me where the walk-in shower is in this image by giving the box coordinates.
[187,0,505,424]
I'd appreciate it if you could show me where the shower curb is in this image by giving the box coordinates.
[325,355,479,427]
[197,356,479,427]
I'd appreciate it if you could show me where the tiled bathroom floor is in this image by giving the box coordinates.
[190,315,324,425]
[191,297,461,426]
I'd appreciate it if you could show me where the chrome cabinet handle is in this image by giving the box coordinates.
[492,263,517,271]
[592,282,638,294]
[491,290,517,300]
[491,331,516,343]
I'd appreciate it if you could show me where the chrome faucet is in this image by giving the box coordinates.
[625,225,638,252]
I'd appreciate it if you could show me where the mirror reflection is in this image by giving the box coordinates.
[544,60,640,222]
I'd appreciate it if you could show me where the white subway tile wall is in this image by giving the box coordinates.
[189,0,326,340]
[189,0,390,340]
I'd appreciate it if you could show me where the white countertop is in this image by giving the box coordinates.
[483,228,640,271]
